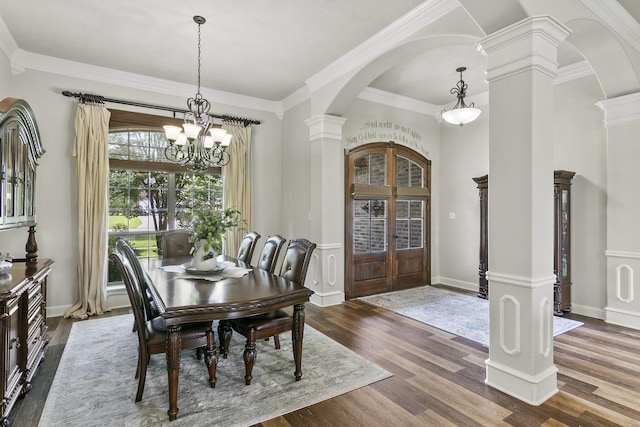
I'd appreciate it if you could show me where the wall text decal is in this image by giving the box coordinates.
[345,120,429,157]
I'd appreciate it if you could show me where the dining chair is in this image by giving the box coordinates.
[256,235,286,274]
[219,238,316,385]
[109,246,217,402]
[161,229,192,260]
[115,237,160,322]
[236,231,261,264]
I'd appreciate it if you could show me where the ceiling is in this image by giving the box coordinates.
[0,0,638,111]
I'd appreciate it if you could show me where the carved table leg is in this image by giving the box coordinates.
[243,328,257,385]
[292,303,305,381]
[166,325,182,421]
[204,328,217,388]
[217,320,232,358]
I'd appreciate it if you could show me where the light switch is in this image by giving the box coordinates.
[449,212,456,220]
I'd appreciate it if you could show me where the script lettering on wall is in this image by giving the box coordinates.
[345,120,429,157]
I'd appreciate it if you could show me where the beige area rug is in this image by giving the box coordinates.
[39,314,391,427]
[360,285,583,347]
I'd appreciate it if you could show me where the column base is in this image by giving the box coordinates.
[485,358,558,405]
[310,290,344,307]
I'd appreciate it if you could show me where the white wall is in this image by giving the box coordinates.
[3,68,283,316]
[438,105,489,290]
[553,75,607,318]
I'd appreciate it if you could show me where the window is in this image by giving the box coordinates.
[106,110,223,284]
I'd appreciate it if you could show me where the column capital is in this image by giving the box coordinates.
[305,114,347,141]
[477,15,571,82]
[596,92,640,127]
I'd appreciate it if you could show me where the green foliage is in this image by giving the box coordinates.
[187,206,242,254]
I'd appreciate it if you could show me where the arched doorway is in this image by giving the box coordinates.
[344,142,431,299]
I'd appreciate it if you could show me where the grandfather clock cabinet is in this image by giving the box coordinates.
[473,170,575,316]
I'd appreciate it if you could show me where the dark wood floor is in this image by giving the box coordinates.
[10,291,640,427]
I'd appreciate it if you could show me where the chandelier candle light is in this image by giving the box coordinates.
[164,16,231,171]
[441,67,481,127]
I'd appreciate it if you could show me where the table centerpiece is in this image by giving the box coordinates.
[187,207,242,271]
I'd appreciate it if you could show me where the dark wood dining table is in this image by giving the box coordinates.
[143,256,314,421]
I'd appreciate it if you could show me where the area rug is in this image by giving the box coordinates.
[38,315,391,427]
[359,285,583,347]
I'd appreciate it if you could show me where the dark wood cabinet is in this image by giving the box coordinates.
[0,259,54,425]
[472,175,488,300]
[473,171,575,315]
[554,170,575,315]
[0,98,44,231]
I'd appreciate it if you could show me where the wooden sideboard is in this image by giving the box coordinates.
[0,259,53,426]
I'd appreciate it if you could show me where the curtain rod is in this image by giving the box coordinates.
[61,90,261,127]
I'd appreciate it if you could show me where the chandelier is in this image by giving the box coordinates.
[441,67,481,127]
[163,16,231,171]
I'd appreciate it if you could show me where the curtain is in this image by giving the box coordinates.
[222,123,252,256]
[64,103,111,319]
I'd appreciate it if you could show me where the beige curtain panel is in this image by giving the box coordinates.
[222,123,252,257]
[65,103,111,319]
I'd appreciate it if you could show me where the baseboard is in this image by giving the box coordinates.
[434,276,478,293]
[47,304,72,318]
[570,303,604,320]
[604,306,640,330]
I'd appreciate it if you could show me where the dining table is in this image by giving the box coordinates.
[143,256,314,421]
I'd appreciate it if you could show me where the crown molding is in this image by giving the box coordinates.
[305,0,461,94]
[596,91,640,127]
[357,87,439,116]
[0,15,17,58]
[554,60,594,84]
[580,0,640,52]
[10,48,283,115]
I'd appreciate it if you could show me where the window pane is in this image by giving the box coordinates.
[107,130,223,285]
[353,219,370,254]
[410,219,423,248]
[353,199,386,254]
[396,156,409,187]
[395,219,409,250]
[353,153,386,185]
[369,154,386,185]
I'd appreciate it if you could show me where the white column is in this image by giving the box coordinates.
[597,92,640,329]
[304,114,347,306]
[477,16,570,405]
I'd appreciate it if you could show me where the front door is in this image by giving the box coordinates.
[345,142,431,299]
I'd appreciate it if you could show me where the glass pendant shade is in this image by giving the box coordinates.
[220,133,232,147]
[442,107,482,126]
[163,125,182,142]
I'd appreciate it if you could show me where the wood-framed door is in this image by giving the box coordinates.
[345,142,431,299]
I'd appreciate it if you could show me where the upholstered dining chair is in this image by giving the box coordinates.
[236,231,261,264]
[256,235,286,274]
[218,238,316,385]
[115,237,160,322]
[109,246,216,402]
[161,229,192,260]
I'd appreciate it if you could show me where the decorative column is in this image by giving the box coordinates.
[477,16,570,405]
[597,92,640,329]
[305,114,347,306]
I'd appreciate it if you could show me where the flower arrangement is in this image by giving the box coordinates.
[188,207,243,254]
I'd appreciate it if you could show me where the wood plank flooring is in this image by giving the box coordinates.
[10,294,640,426]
